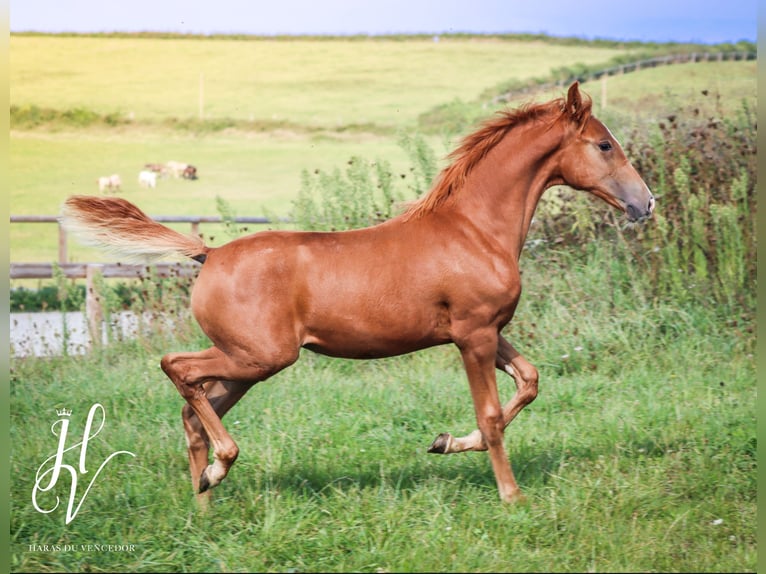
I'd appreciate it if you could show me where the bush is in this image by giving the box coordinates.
[11,274,194,314]
[10,104,130,129]
[10,285,74,312]
[291,157,402,231]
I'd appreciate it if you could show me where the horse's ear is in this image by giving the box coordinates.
[566,82,581,115]
[565,81,591,128]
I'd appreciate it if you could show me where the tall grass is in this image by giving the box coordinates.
[624,100,757,312]
[290,134,436,231]
[291,157,401,231]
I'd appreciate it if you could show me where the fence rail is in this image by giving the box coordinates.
[10,214,279,267]
[11,214,281,350]
[9,262,200,280]
[492,50,757,104]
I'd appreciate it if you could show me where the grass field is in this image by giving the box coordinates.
[10,35,631,126]
[8,33,755,263]
[10,253,756,573]
[9,34,757,573]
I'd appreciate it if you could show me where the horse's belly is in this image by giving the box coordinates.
[300,305,452,359]
[302,333,446,360]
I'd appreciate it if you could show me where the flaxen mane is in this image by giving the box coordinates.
[404,94,589,219]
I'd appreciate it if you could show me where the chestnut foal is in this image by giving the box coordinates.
[62,82,653,504]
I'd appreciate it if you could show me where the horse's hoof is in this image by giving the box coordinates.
[198,470,211,493]
[503,491,528,505]
[195,491,211,512]
[427,432,452,454]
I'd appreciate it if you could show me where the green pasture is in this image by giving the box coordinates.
[10,35,631,127]
[10,251,756,573]
[510,60,757,117]
[9,131,415,262]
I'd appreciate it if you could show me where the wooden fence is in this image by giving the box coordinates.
[491,50,757,104]
[9,214,278,267]
[10,214,279,346]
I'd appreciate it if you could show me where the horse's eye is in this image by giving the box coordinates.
[598,141,613,152]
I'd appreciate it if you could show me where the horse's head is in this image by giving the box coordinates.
[557,82,655,222]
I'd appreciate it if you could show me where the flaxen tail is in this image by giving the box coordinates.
[60,195,210,263]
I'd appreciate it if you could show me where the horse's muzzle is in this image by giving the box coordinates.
[626,193,655,223]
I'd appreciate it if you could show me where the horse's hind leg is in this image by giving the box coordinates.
[161,345,297,493]
[428,335,538,454]
[183,380,253,500]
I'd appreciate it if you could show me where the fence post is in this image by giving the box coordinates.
[86,264,104,348]
[58,221,68,264]
[199,71,204,120]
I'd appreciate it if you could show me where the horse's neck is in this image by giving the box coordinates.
[452,122,565,259]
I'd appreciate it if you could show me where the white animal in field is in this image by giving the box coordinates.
[165,160,188,178]
[98,174,121,193]
[138,170,157,189]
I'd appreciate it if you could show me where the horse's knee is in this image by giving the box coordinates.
[520,364,539,403]
[508,360,539,405]
[217,443,239,465]
[160,353,182,381]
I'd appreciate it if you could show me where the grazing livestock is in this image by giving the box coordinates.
[97,174,121,193]
[97,176,110,193]
[166,161,188,178]
[62,84,653,505]
[138,170,157,189]
[144,163,169,177]
[182,165,198,180]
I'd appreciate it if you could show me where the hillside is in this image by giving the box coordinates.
[9,34,756,263]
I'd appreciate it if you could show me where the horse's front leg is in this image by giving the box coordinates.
[428,334,538,454]
[453,329,523,502]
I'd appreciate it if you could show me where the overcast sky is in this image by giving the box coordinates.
[9,0,757,44]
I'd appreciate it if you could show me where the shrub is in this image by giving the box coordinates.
[293,95,756,319]
[10,104,131,129]
[623,98,756,311]
[291,156,404,231]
